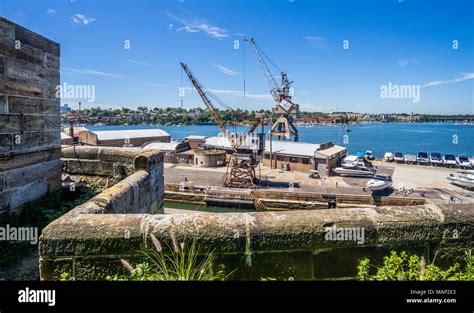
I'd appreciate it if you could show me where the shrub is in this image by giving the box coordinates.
[357,250,474,281]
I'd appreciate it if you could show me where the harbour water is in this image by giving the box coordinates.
[87,122,474,157]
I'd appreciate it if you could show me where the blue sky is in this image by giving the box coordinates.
[2,0,473,114]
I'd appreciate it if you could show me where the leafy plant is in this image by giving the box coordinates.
[107,232,229,281]
[357,250,474,281]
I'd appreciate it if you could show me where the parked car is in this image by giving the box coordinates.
[394,152,404,163]
[443,154,457,167]
[429,152,443,166]
[417,152,430,165]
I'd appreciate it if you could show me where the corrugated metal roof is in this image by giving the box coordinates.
[93,129,170,140]
[61,132,72,139]
[144,141,181,151]
[316,145,346,157]
[264,140,320,157]
[205,136,345,158]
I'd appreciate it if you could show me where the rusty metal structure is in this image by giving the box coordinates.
[180,63,264,188]
[245,37,299,141]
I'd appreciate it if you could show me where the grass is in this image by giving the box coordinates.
[107,232,229,281]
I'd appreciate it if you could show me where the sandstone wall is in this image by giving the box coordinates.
[0,17,61,214]
[39,201,473,280]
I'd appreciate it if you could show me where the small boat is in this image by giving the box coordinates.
[456,155,471,168]
[430,152,443,166]
[334,155,377,177]
[443,154,457,168]
[332,166,376,177]
[365,150,375,160]
[417,152,430,165]
[367,174,393,191]
[447,173,474,189]
[404,154,417,164]
[394,152,404,163]
[384,152,394,162]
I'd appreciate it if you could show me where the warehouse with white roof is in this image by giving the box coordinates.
[78,129,171,147]
[203,136,346,175]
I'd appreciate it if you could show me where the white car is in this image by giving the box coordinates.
[443,154,457,167]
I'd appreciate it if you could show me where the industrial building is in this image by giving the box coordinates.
[204,136,346,175]
[144,141,192,163]
[78,129,170,147]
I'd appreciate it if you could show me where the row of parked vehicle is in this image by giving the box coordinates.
[384,152,472,168]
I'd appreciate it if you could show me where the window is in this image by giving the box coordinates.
[277,155,284,161]
[289,157,298,163]
[302,158,310,164]
[264,154,270,159]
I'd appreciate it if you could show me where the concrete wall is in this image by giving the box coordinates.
[0,17,61,214]
[38,202,473,280]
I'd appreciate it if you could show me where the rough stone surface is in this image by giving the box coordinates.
[0,17,60,212]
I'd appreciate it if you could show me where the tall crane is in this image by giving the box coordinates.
[245,37,299,142]
[180,62,263,188]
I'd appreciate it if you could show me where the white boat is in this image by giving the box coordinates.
[417,152,430,164]
[456,155,472,168]
[430,152,443,166]
[394,152,404,163]
[365,150,375,160]
[443,154,457,167]
[384,152,394,162]
[367,175,393,191]
[404,154,417,164]
[333,166,376,177]
[447,174,474,189]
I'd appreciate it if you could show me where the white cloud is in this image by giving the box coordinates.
[124,58,152,66]
[72,13,96,25]
[304,36,328,49]
[213,64,240,77]
[46,9,56,16]
[422,72,474,88]
[397,58,422,68]
[165,11,228,40]
[62,68,124,78]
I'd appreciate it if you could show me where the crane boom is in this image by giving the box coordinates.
[180,62,238,150]
[245,38,280,103]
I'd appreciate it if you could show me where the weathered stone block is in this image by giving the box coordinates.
[0,75,45,98]
[39,214,147,257]
[5,58,59,84]
[11,130,60,152]
[4,159,60,190]
[39,258,73,281]
[8,96,58,114]
[0,133,12,153]
[15,24,60,57]
[0,148,60,172]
